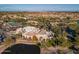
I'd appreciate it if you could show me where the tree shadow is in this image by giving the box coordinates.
[65,27,76,42]
[69,45,79,54]
[2,44,40,54]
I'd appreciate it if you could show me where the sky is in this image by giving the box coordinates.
[0,4,79,12]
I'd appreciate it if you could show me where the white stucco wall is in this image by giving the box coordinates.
[15,26,54,41]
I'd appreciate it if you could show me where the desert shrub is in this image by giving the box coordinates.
[45,39,56,47]
[45,39,52,47]
[74,36,79,46]
[60,39,72,48]
[40,39,47,48]
[36,42,41,47]
[3,37,14,46]
[39,39,56,48]
[55,34,72,48]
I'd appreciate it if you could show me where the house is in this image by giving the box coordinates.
[15,26,54,41]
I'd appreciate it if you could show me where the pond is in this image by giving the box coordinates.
[2,44,40,54]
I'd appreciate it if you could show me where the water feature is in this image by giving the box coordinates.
[2,44,40,54]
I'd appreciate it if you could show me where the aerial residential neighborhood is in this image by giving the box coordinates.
[0,4,79,54]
